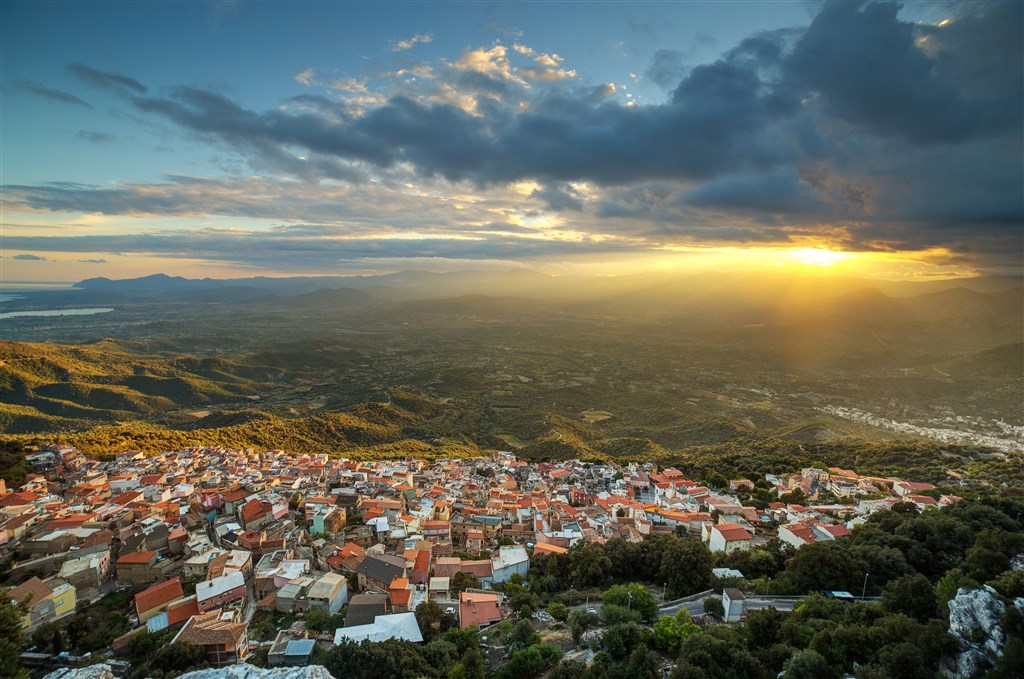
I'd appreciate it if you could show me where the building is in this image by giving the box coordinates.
[173,609,249,667]
[8,576,77,630]
[489,545,529,584]
[459,590,502,629]
[344,593,389,627]
[706,523,753,554]
[115,550,159,586]
[355,554,408,592]
[59,549,112,592]
[722,588,745,623]
[135,577,185,624]
[333,612,423,644]
[196,571,247,613]
[306,573,348,615]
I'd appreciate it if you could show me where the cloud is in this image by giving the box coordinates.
[645,50,688,90]
[531,184,584,212]
[69,62,148,94]
[79,258,107,263]
[0,228,640,273]
[77,130,115,143]
[294,69,315,86]
[4,2,1019,272]
[16,80,92,108]
[392,33,433,51]
[786,1,1020,144]
[12,253,47,260]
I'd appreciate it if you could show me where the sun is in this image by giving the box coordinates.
[792,248,848,267]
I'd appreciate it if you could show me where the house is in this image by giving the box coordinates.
[59,549,112,592]
[276,577,315,614]
[115,550,160,586]
[722,588,745,623]
[173,609,249,667]
[306,573,348,615]
[136,577,185,623]
[489,545,529,584]
[779,523,816,550]
[459,590,502,629]
[428,577,450,601]
[706,523,753,554]
[355,554,408,592]
[196,571,247,613]
[333,612,423,644]
[8,576,77,630]
[423,520,451,543]
[344,593,389,627]
[388,577,413,613]
[267,630,316,668]
[311,508,346,536]
[894,481,936,497]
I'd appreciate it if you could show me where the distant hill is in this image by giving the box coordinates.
[278,287,379,309]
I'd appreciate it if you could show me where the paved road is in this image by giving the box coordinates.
[660,594,803,618]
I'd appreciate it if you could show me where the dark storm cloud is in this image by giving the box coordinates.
[16,80,92,108]
[530,184,583,212]
[786,2,1020,144]
[68,63,148,94]
[682,168,829,215]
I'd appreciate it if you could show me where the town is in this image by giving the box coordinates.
[1,441,983,679]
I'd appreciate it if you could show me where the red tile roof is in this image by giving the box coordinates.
[459,591,501,629]
[713,523,753,542]
[9,577,52,607]
[136,577,184,614]
[117,550,157,564]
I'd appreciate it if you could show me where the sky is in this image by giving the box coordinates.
[1,0,1022,283]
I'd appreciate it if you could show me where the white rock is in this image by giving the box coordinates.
[946,586,1008,678]
[43,666,116,679]
[179,666,336,679]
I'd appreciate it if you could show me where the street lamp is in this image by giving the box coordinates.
[861,572,869,600]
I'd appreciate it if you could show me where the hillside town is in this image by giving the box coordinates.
[0,441,969,675]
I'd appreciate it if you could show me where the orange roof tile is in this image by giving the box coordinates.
[117,550,157,564]
[136,577,184,614]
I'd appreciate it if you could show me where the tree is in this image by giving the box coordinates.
[652,610,700,655]
[548,659,589,679]
[785,541,862,593]
[659,537,713,596]
[703,596,724,619]
[568,541,612,588]
[546,602,569,622]
[881,574,938,622]
[450,571,480,596]
[0,588,29,679]
[602,583,658,623]
[783,649,835,679]
[150,642,210,674]
[323,639,437,679]
[508,619,539,650]
[448,647,485,679]
[416,601,458,642]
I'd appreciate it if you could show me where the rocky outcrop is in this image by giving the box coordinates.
[179,667,336,679]
[945,585,1023,678]
[43,667,116,679]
